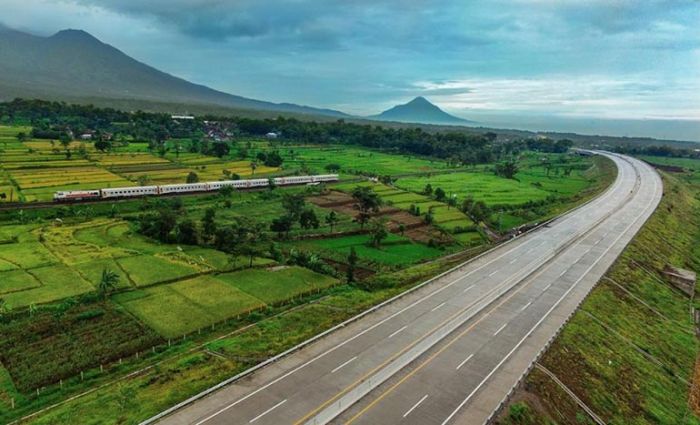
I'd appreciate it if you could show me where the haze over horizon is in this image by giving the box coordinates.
[2,0,699,141]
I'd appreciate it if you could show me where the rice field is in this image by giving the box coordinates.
[0,125,280,201]
[245,143,454,175]
[114,266,337,337]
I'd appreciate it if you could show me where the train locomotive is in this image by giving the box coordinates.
[53,174,339,202]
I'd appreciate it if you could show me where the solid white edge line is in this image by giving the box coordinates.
[172,154,631,425]
[439,159,659,425]
[249,399,287,423]
[403,394,429,418]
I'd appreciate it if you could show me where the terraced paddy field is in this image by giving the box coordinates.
[290,234,446,267]
[395,155,595,208]
[0,126,279,201]
[242,143,455,175]
[115,267,337,337]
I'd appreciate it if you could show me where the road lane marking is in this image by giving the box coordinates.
[558,269,567,277]
[403,394,429,418]
[519,301,532,311]
[463,285,475,293]
[509,258,518,264]
[493,323,507,336]
[192,156,637,425]
[388,326,407,339]
[331,356,358,374]
[456,354,474,370]
[431,302,446,312]
[542,283,552,292]
[343,157,657,425]
[488,270,498,277]
[249,399,287,423]
[440,171,659,425]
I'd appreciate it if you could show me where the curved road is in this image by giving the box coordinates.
[153,153,661,425]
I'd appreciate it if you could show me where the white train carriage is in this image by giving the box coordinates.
[273,175,312,186]
[101,186,159,199]
[53,190,101,202]
[311,174,339,183]
[52,174,340,202]
[158,182,210,195]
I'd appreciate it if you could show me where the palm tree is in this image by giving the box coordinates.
[98,269,120,298]
[0,297,9,316]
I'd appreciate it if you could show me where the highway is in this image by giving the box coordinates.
[152,152,662,425]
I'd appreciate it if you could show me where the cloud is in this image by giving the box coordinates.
[0,0,698,128]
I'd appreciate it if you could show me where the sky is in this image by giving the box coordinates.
[2,0,700,140]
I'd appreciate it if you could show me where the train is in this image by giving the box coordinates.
[53,174,339,202]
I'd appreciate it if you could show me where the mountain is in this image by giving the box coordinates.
[371,96,473,125]
[0,26,347,117]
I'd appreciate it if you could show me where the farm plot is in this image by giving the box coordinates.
[114,275,263,337]
[93,152,171,167]
[216,266,337,305]
[292,234,444,267]
[10,166,133,201]
[395,172,550,207]
[0,303,162,392]
[252,145,452,176]
[1,264,95,308]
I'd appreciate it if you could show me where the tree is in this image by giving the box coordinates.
[299,209,320,230]
[201,208,217,239]
[239,219,269,267]
[219,185,235,198]
[250,161,258,175]
[16,132,27,142]
[282,193,306,221]
[186,171,199,183]
[325,211,339,233]
[211,141,230,158]
[139,209,177,242]
[264,151,283,167]
[94,140,111,152]
[369,219,388,248]
[98,269,119,298]
[325,163,341,173]
[398,223,406,236]
[423,183,433,196]
[434,187,446,201]
[176,219,199,245]
[470,200,490,223]
[494,160,519,179]
[351,186,382,229]
[347,247,358,283]
[0,297,9,316]
[447,195,457,209]
[137,175,152,186]
[270,214,294,238]
[461,197,475,214]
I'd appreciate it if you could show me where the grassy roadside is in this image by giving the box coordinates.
[498,171,700,425]
[0,155,617,425]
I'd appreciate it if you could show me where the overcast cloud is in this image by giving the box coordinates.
[1,0,699,138]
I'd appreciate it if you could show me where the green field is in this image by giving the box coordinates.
[114,267,337,337]
[291,234,445,266]
[497,172,700,423]
[0,126,278,201]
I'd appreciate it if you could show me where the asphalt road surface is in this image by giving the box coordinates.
[154,152,661,425]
